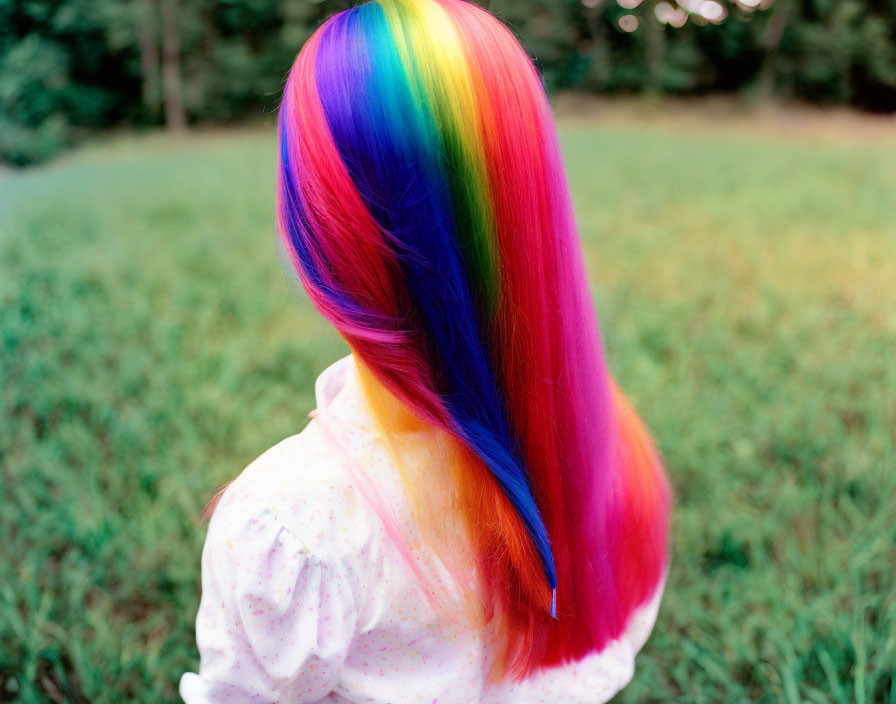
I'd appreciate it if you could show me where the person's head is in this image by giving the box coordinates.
[278,0,669,677]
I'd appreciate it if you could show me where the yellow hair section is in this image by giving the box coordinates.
[351,353,487,628]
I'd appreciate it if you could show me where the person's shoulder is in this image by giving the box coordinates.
[209,419,377,562]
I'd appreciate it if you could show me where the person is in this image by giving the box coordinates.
[180,1,671,701]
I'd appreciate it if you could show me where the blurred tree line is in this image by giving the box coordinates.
[1,0,895,166]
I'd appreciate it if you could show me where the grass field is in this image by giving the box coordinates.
[2,109,895,703]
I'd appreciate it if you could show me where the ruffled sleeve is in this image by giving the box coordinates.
[180,497,358,703]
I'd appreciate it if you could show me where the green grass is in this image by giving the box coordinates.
[2,119,894,703]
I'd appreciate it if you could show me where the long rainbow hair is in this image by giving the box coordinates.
[277,0,670,678]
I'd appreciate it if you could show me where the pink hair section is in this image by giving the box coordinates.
[277,22,454,434]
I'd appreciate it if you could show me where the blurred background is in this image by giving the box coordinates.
[1,0,894,702]
[3,0,896,164]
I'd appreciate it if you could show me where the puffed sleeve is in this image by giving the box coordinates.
[179,500,358,703]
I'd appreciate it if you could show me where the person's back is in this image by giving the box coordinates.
[181,356,666,703]
[183,0,670,700]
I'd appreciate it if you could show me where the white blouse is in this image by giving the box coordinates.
[180,355,663,704]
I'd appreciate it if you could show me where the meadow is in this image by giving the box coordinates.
[2,107,894,703]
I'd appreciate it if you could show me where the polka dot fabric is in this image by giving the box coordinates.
[180,356,665,703]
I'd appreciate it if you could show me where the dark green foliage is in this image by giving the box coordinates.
[2,121,894,702]
[782,0,896,109]
[2,0,896,165]
[0,35,70,166]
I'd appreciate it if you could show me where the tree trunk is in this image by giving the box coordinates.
[758,0,793,102]
[644,0,666,95]
[160,0,187,132]
[582,0,610,90]
[136,0,161,120]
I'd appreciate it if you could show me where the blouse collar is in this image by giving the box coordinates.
[314,355,353,410]
[314,354,425,436]
[313,354,379,434]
